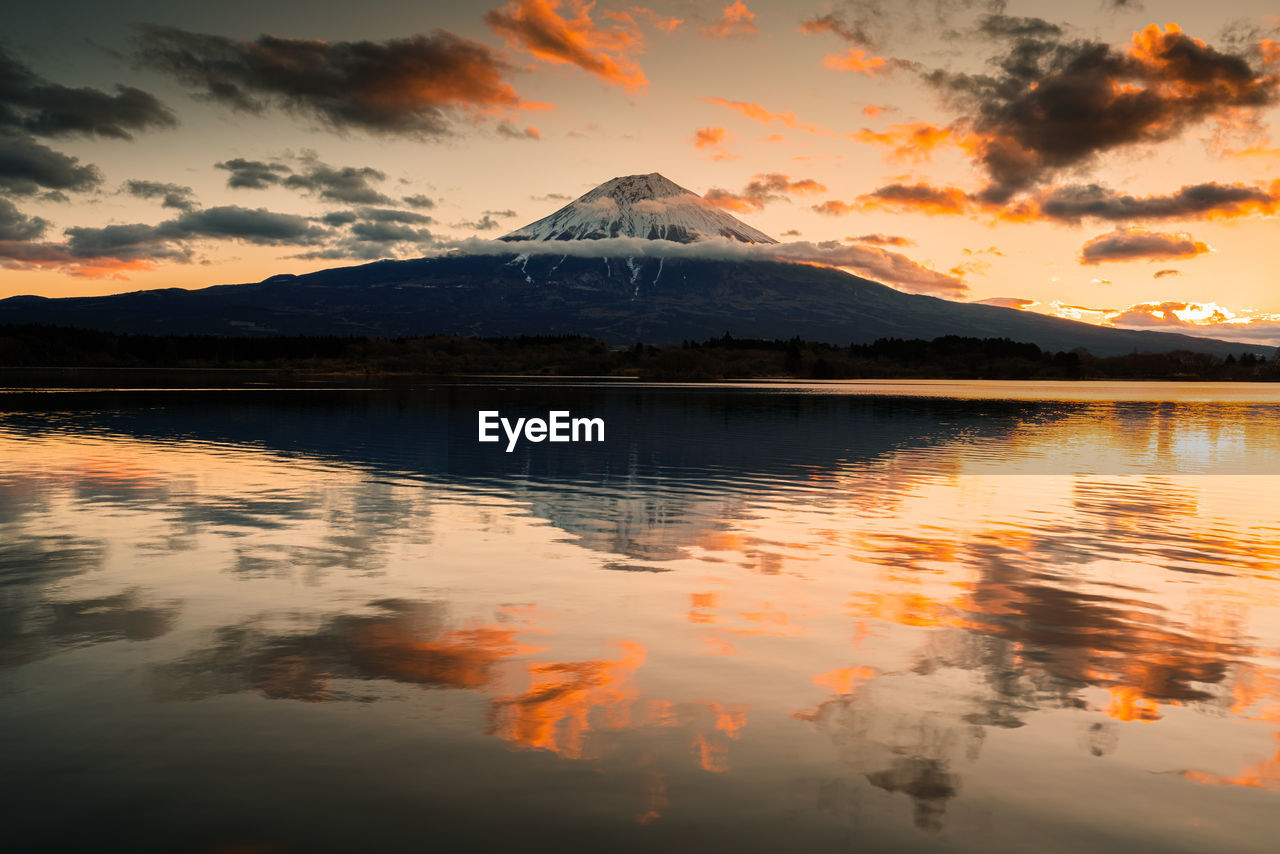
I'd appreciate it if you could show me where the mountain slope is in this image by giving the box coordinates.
[1,171,1271,359]
[1,254,1269,358]
[501,173,776,244]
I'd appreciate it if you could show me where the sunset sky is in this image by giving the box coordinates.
[3,0,1280,343]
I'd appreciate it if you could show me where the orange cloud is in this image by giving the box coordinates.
[974,297,1036,310]
[861,104,889,118]
[704,173,827,212]
[485,0,648,92]
[811,200,856,216]
[691,126,736,160]
[818,183,973,216]
[701,1,758,39]
[850,122,962,162]
[703,96,831,135]
[1262,38,1280,66]
[823,48,887,75]
[1225,143,1280,159]
[692,126,727,148]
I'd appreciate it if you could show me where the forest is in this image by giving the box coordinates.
[2,324,1277,381]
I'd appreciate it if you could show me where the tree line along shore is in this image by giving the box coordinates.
[1,324,1277,381]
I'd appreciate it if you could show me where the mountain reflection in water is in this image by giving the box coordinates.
[1,381,1278,853]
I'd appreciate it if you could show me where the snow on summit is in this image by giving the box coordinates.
[502,173,777,245]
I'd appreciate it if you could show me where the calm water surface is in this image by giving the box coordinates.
[2,380,1279,852]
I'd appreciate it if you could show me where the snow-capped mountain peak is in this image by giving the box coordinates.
[501,173,777,244]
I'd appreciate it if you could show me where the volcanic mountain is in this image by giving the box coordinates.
[501,173,776,244]
[0,172,1270,358]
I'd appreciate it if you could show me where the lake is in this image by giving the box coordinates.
[2,380,1279,852]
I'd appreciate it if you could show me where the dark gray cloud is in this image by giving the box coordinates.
[215,158,291,190]
[483,209,516,218]
[55,205,329,264]
[975,15,1063,40]
[0,134,101,195]
[927,25,1280,202]
[124,179,197,211]
[133,26,524,137]
[296,206,437,261]
[1080,227,1209,265]
[352,207,433,224]
[0,198,48,241]
[800,1,1003,49]
[0,46,174,140]
[495,121,539,140]
[320,210,359,227]
[282,158,391,204]
[0,241,78,270]
[217,154,398,204]
[401,193,436,209]
[350,220,434,243]
[799,12,879,47]
[453,214,501,231]
[1034,182,1279,223]
[62,222,192,262]
[2,173,440,272]
[1216,18,1280,55]
[162,206,329,245]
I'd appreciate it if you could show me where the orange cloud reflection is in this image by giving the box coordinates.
[488,640,646,758]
